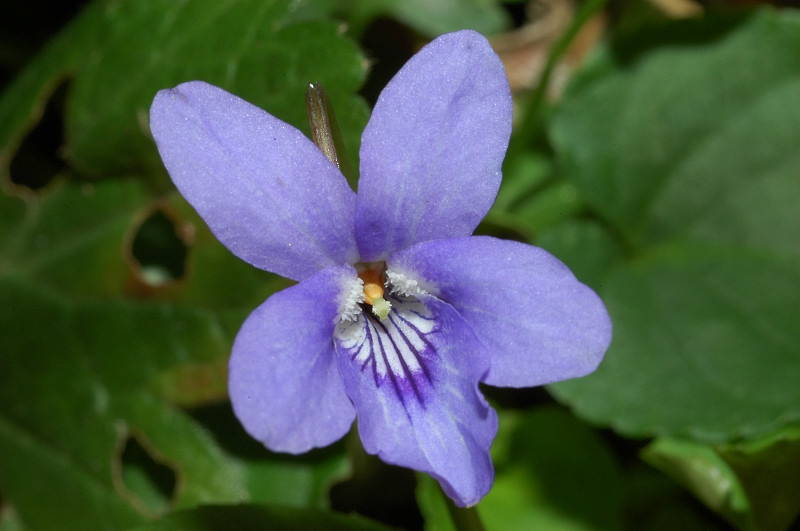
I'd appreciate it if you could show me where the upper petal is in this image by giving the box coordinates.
[229,265,357,453]
[150,81,358,281]
[333,295,497,507]
[355,30,512,261]
[388,236,612,387]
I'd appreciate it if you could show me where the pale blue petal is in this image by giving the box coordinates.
[229,265,357,453]
[355,31,512,261]
[150,81,358,281]
[388,236,612,387]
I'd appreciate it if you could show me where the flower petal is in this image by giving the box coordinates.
[229,265,357,453]
[355,30,512,261]
[388,236,612,387]
[333,295,497,507]
[150,81,358,281]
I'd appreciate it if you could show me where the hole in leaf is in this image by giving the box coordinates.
[129,208,189,287]
[8,79,70,191]
[117,434,177,516]
[1,1,91,84]
[504,0,530,28]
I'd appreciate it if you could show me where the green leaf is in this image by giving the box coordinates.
[643,427,800,531]
[130,503,392,531]
[0,272,248,529]
[535,220,625,289]
[1,1,372,525]
[642,438,752,530]
[622,459,728,530]
[71,4,368,177]
[552,10,800,250]
[492,151,552,214]
[484,151,556,239]
[0,179,148,296]
[554,251,800,440]
[718,426,800,531]
[1,0,369,181]
[0,413,143,531]
[344,0,510,37]
[0,8,87,176]
[548,9,800,441]
[239,448,351,510]
[0,177,350,526]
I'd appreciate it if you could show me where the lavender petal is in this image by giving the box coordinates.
[229,265,357,453]
[355,31,512,261]
[334,295,497,507]
[388,236,612,387]
[150,81,358,281]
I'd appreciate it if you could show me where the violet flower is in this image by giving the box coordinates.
[150,30,611,507]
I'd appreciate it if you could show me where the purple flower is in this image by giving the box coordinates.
[150,30,611,507]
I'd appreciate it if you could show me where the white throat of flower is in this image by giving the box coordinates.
[385,269,430,298]
[338,277,366,322]
[338,264,430,322]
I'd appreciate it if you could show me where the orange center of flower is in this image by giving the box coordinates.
[356,264,392,320]
[358,267,385,306]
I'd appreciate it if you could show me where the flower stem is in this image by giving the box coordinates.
[512,0,610,150]
[444,493,486,531]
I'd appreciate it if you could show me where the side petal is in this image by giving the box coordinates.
[229,265,357,453]
[355,30,512,261]
[150,81,358,282]
[333,295,497,507]
[388,236,612,387]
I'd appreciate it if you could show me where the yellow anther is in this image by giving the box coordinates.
[363,282,384,305]
[359,268,384,303]
[357,265,392,319]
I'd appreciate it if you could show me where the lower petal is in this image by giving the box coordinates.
[229,265,357,453]
[333,295,497,507]
[388,236,612,388]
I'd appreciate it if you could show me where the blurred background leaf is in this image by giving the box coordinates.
[130,503,391,531]
[340,0,511,38]
[643,426,800,531]
[0,0,369,186]
[2,0,800,529]
[547,8,800,442]
[642,438,753,530]
[0,0,368,527]
[0,179,353,528]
